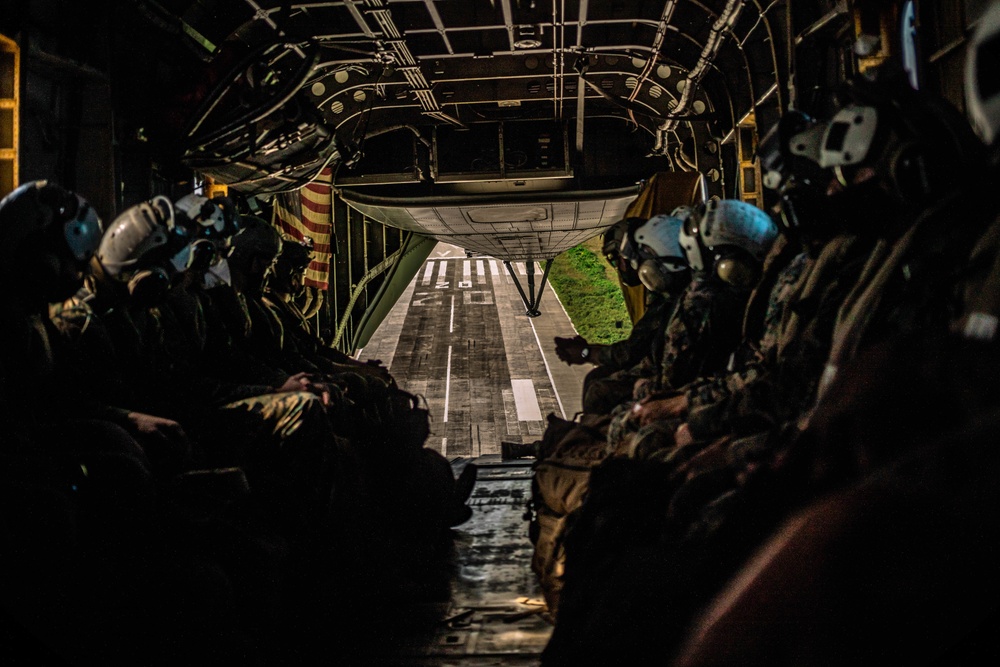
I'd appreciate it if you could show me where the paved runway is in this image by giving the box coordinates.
[358,243,591,457]
[357,243,595,664]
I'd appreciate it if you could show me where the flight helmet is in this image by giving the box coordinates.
[279,236,314,271]
[632,213,689,293]
[172,194,242,272]
[96,196,193,302]
[805,71,978,203]
[228,215,283,280]
[699,199,779,288]
[676,204,708,272]
[0,180,102,266]
[174,193,241,240]
[601,220,627,266]
[0,180,103,302]
[700,199,778,263]
[761,110,826,193]
[271,236,313,296]
[613,217,648,287]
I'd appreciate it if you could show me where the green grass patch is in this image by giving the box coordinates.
[548,237,632,344]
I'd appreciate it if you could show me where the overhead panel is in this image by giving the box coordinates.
[339,187,638,261]
[165,0,790,251]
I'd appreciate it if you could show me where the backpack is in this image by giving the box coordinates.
[527,412,612,617]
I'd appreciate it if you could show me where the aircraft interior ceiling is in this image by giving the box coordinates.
[152,0,811,261]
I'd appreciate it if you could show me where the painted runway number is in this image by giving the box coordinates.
[412,292,443,306]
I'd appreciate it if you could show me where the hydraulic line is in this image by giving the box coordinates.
[662,0,745,135]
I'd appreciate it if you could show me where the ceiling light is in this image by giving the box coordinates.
[514,39,542,49]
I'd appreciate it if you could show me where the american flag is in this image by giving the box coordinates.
[273,167,334,290]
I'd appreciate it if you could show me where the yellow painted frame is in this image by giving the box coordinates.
[1,32,19,199]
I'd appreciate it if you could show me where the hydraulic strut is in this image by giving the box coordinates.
[504,259,553,318]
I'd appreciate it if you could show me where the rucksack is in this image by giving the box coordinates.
[527,412,612,617]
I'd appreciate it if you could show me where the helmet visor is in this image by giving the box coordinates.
[64,201,103,262]
[679,215,705,271]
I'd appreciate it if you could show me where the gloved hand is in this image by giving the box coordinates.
[554,335,593,365]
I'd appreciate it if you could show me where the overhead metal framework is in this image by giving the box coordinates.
[156,0,797,262]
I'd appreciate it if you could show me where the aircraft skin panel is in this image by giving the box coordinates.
[342,194,634,261]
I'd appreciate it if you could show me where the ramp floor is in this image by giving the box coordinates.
[371,456,552,666]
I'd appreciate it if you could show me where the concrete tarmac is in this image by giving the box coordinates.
[356,243,605,664]
[358,243,592,457]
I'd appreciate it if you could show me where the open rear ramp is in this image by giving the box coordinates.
[373,456,551,666]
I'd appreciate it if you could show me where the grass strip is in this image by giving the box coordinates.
[547,237,633,345]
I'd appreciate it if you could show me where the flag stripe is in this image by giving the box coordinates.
[300,198,331,215]
[291,216,331,235]
[306,241,333,254]
[274,166,334,290]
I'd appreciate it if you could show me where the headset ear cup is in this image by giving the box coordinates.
[715,257,759,289]
[127,268,171,304]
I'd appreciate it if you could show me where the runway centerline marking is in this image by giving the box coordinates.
[444,345,453,423]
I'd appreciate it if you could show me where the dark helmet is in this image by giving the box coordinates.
[0,180,103,302]
[782,68,983,238]
[606,217,646,287]
[270,236,313,295]
[277,235,313,271]
[797,69,982,203]
[228,215,282,271]
[760,110,827,193]
[601,220,627,265]
[0,180,102,267]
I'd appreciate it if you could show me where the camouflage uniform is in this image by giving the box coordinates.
[262,288,393,385]
[52,281,288,420]
[4,292,155,568]
[605,274,750,450]
[592,292,674,371]
[814,184,997,407]
[541,237,880,667]
[657,278,747,389]
[677,233,879,443]
[48,293,142,423]
[263,290,328,372]
[955,212,1000,340]
[680,250,812,439]
[533,263,747,617]
[201,283,292,385]
[581,292,677,415]
[259,277,468,536]
[237,285,397,439]
[53,280,343,534]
